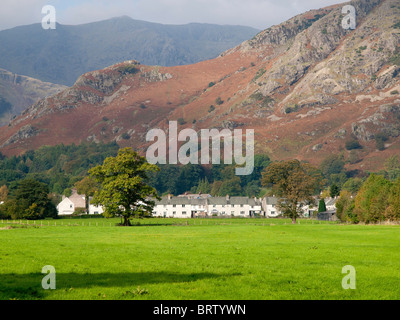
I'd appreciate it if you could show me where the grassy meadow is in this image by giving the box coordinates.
[0,217,399,300]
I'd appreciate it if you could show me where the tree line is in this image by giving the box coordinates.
[0,142,399,224]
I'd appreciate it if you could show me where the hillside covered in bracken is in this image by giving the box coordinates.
[0,0,399,173]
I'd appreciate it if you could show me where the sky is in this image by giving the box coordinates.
[0,0,347,31]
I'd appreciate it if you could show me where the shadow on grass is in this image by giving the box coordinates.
[0,271,237,300]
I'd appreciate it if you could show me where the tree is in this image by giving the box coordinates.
[320,188,330,199]
[345,139,362,150]
[218,176,242,196]
[75,176,99,214]
[215,97,224,105]
[63,188,72,197]
[320,154,345,176]
[196,177,211,194]
[261,160,323,224]
[335,190,356,223]
[4,178,57,220]
[89,148,160,226]
[354,174,392,224]
[384,155,400,181]
[330,184,340,198]
[385,177,400,221]
[319,154,346,187]
[341,178,363,195]
[375,133,388,151]
[318,199,327,213]
[210,181,223,196]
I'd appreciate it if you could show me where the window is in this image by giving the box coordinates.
[213,204,216,208]
[240,211,245,215]
[240,204,244,208]
[182,204,186,208]
[231,204,235,207]
[173,211,176,215]
[182,211,187,215]
[173,204,176,207]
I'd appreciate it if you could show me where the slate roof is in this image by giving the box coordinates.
[68,189,85,208]
[264,197,278,205]
[155,195,262,206]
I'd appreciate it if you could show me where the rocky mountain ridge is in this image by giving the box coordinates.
[0,0,399,173]
[0,17,259,86]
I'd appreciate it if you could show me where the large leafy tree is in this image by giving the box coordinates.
[261,160,323,224]
[89,148,160,226]
[3,178,57,220]
[354,174,392,224]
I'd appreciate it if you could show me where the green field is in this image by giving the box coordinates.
[1,217,399,300]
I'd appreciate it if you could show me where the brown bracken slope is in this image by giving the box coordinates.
[0,0,399,173]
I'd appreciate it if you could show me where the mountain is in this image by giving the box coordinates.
[0,68,67,126]
[0,17,259,86]
[0,0,399,173]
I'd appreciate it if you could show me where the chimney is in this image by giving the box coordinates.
[226,194,230,201]
[168,194,172,200]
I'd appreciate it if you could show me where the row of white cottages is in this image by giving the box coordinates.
[57,190,337,218]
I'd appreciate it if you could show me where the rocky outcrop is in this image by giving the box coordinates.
[1,0,400,173]
[0,68,67,126]
[1,125,39,147]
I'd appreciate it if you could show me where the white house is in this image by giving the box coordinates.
[262,197,321,218]
[152,194,262,218]
[325,197,337,211]
[57,197,76,216]
[57,189,103,216]
[262,197,281,218]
